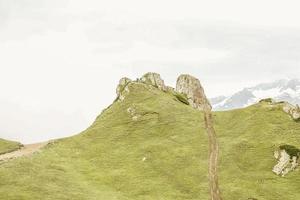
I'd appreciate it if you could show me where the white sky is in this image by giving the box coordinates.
[1,0,300,143]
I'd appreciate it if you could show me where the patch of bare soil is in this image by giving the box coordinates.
[0,142,48,162]
[204,109,222,200]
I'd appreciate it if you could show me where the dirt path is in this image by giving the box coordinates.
[204,109,222,200]
[0,142,48,162]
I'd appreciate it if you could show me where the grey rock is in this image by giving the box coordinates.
[176,74,211,111]
[273,149,299,176]
[116,77,132,101]
[140,72,167,91]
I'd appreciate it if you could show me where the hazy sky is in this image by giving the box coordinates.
[1,0,300,143]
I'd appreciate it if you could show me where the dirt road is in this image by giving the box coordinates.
[204,109,222,200]
[0,142,48,162]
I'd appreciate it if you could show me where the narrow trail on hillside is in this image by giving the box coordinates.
[204,108,222,200]
[0,142,48,163]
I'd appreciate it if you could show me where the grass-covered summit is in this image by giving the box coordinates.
[0,73,299,200]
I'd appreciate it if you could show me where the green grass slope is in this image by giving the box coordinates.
[0,138,22,155]
[215,102,300,200]
[0,83,299,200]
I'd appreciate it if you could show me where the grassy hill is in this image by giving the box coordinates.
[0,138,22,155]
[0,82,299,200]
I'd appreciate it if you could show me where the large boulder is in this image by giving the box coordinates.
[273,149,292,176]
[176,74,211,111]
[273,147,299,176]
[140,72,167,91]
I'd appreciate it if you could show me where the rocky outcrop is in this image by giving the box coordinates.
[140,72,167,91]
[116,73,168,101]
[257,99,300,121]
[116,73,211,111]
[116,77,132,101]
[176,74,211,111]
[273,148,299,176]
[283,102,300,121]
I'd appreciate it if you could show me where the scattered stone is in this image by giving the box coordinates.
[127,106,141,121]
[132,116,139,121]
[140,72,167,91]
[176,74,211,111]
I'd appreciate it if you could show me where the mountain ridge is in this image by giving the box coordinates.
[211,78,300,110]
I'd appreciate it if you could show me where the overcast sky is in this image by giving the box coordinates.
[1,0,300,143]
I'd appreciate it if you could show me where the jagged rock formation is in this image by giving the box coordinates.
[116,73,167,102]
[140,72,167,91]
[116,73,212,112]
[116,77,132,101]
[273,147,299,176]
[283,102,300,121]
[176,74,212,111]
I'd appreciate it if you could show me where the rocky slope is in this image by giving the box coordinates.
[211,79,300,110]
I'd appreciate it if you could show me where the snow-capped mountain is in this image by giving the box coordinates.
[211,79,300,111]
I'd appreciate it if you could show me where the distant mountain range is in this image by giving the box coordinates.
[211,79,300,110]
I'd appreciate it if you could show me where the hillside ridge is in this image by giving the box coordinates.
[117,72,222,200]
[0,73,300,200]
